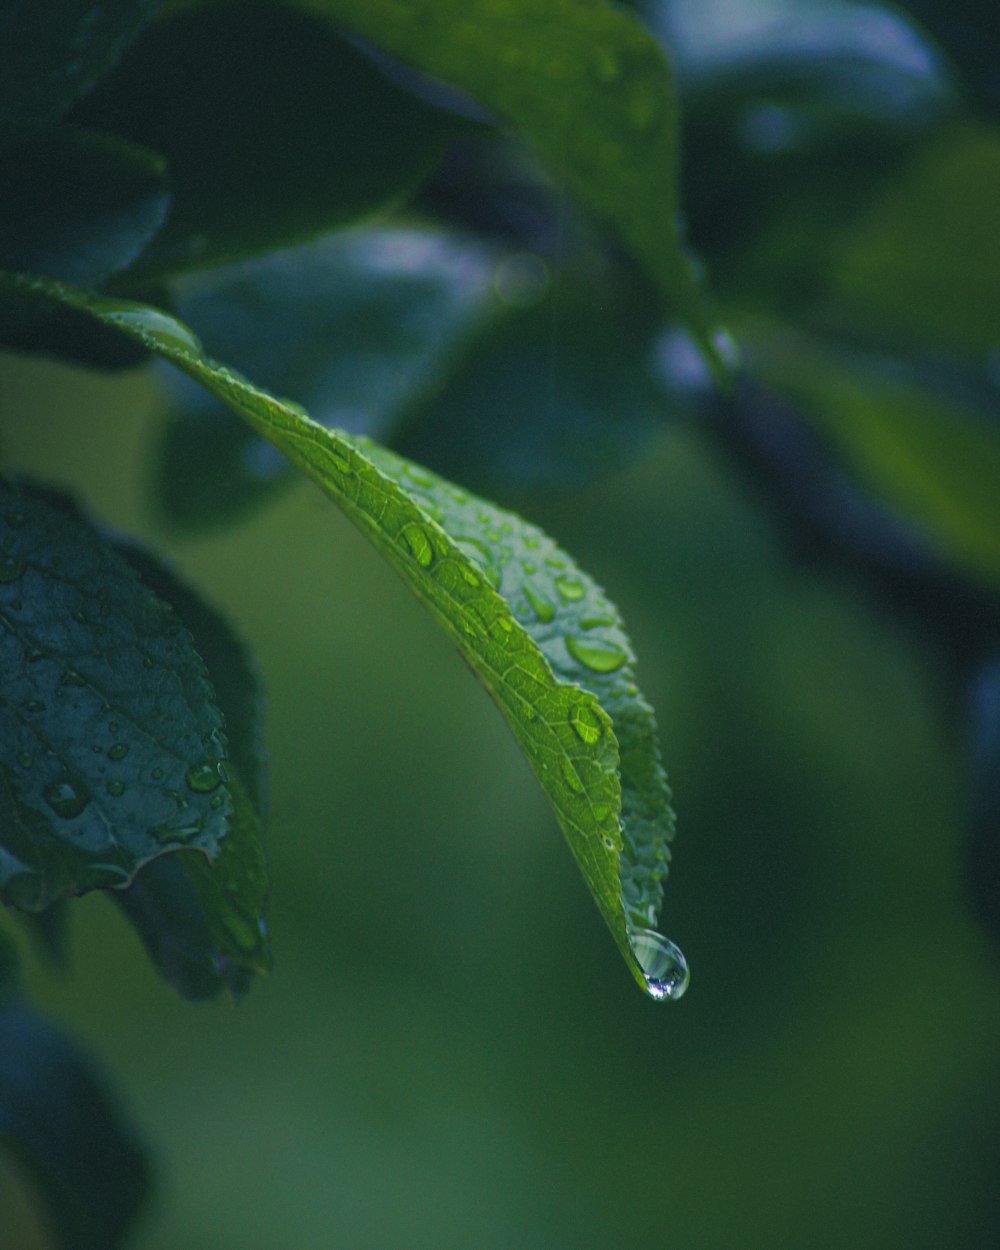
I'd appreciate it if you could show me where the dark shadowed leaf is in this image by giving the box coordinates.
[0,479,233,909]
[73,2,464,277]
[966,659,1000,946]
[0,0,161,124]
[0,995,150,1250]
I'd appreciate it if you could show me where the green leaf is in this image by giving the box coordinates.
[0,479,234,910]
[73,2,464,278]
[0,0,161,124]
[0,996,149,1250]
[289,0,722,373]
[752,333,1000,592]
[830,125,1000,354]
[3,276,688,999]
[0,124,168,287]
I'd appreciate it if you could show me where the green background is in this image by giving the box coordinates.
[2,343,997,1248]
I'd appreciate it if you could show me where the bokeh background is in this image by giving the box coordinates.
[2,332,998,1248]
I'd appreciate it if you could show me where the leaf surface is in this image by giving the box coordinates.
[2,274,687,998]
[0,481,250,927]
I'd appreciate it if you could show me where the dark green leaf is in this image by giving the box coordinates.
[74,2,463,278]
[154,227,495,529]
[10,277,688,999]
[0,124,168,286]
[966,659,1000,945]
[291,0,722,372]
[751,332,1000,592]
[0,997,149,1250]
[0,0,161,123]
[0,479,234,909]
[830,124,1000,354]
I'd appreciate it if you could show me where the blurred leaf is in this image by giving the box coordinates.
[154,227,495,530]
[831,124,1000,354]
[0,0,161,123]
[395,270,666,492]
[0,479,234,910]
[0,124,168,286]
[0,996,149,1250]
[73,2,463,278]
[292,0,722,371]
[14,899,70,967]
[752,333,1000,592]
[13,275,688,1000]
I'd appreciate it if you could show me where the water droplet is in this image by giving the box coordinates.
[22,699,45,713]
[154,816,204,843]
[107,743,129,761]
[142,656,154,669]
[151,767,165,781]
[43,775,91,819]
[185,760,223,793]
[521,560,537,575]
[90,298,203,354]
[523,535,539,550]
[486,528,502,543]
[106,780,125,797]
[566,635,627,673]
[0,556,25,583]
[629,927,689,1002]
[523,584,555,623]
[60,669,85,687]
[16,751,32,769]
[580,614,614,629]
[209,793,224,810]
[555,575,585,601]
[568,703,604,745]
[401,523,435,568]
[544,555,564,570]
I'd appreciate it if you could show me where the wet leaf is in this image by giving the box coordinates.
[0,480,232,909]
[9,276,688,999]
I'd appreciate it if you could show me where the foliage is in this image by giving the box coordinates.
[1,0,999,1246]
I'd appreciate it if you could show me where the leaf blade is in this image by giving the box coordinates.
[3,275,687,997]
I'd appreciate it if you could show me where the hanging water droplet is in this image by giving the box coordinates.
[106,780,125,797]
[523,584,555,623]
[629,927,689,1002]
[0,556,26,583]
[401,523,435,568]
[555,575,584,601]
[568,703,604,745]
[107,743,129,761]
[60,669,86,687]
[185,760,223,794]
[43,775,91,819]
[90,298,203,354]
[566,635,627,673]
